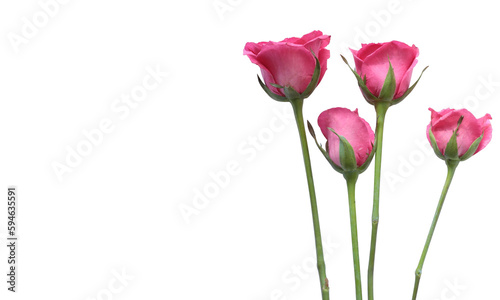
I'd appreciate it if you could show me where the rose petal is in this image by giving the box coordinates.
[353,41,419,98]
[475,113,493,154]
[256,44,316,94]
[355,43,384,60]
[396,58,418,98]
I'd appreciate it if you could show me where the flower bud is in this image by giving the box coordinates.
[309,108,375,175]
[244,31,331,102]
[342,41,426,105]
[427,108,492,162]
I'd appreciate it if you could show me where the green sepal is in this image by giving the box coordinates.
[257,75,288,102]
[270,83,285,89]
[307,121,344,174]
[392,66,429,105]
[459,132,484,161]
[357,142,376,174]
[444,116,464,160]
[428,126,445,160]
[307,120,317,140]
[341,55,378,105]
[328,128,358,172]
[378,60,397,102]
[444,129,459,160]
[301,50,321,99]
[283,86,302,101]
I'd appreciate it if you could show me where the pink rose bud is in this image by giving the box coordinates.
[317,107,375,172]
[344,41,424,104]
[427,108,492,161]
[244,31,331,101]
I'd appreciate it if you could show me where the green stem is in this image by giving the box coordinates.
[412,160,459,300]
[290,99,329,300]
[344,173,362,300]
[368,102,390,300]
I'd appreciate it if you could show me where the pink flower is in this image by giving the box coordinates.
[244,31,331,97]
[427,108,492,158]
[351,41,419,99]
[318,108,375,168]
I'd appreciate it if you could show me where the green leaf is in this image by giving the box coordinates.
[428,126,445,160]
[301,50,321,99]
[459,133,484,161]
[340,54,378,104]
[270,83,285,88]
[329,128,357,172]
[378,60,397,102]
[392,66,429,105]
[257,75,288,102]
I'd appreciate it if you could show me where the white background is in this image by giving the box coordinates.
[0,0,499,299]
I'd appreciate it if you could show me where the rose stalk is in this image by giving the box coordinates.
[412,108,492,299]
[343,41,425,300]
[309,107,376,300]
[244,31,331,299]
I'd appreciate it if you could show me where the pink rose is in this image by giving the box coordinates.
[427,108,492,159]
[351,41,419,100]
[318,107,375,169]
[244,31,331,97]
